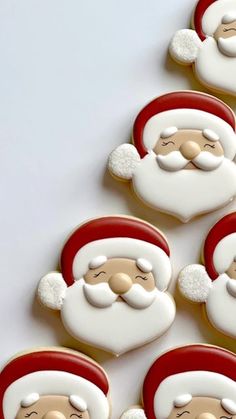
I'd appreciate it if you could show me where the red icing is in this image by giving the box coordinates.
[0,350,109,419]
[204,212,236,280]
[60,216,170,286]
[142,345,236,419]
[194,0,217,41]
[133,92,236,158]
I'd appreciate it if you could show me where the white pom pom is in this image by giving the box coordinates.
[120,408,147,419]
[37,272,67,310]
[178,264,212,303]
[169,29,201,64]
[108,144,140,180]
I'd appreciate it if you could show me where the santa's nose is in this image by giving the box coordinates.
[196,413,216,419]
[43,411,66,419]
[109,273,132,294]
[180,141,201,160]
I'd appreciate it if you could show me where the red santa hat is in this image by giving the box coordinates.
[133,91,236,159]
[60,216,171,291]
[142,345,236,419]
[0,349,110,419]
[194,0,236,40]
[204,212,236,280]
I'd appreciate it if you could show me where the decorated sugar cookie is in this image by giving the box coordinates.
[178,212,236,338]
[169,0,236,96]
[0,348,110,419]
[37,216,176,355]
[120,344,236,419]
[108,91,236,222]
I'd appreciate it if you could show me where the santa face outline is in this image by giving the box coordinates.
[168,397,236,419]
[37,216,176,355]
[108,92,236,222]
[16,396,89,419]
[153,129,224,171]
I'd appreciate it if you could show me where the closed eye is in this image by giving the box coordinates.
[25,413,38,418]
[161,141,175,146]
[204,143,215,149]
[70,415,83,418]
[93,271,106,278]
[176,412,190,417]
[135,275,148,280]
[220,416,232,419]
[223,27,236,32]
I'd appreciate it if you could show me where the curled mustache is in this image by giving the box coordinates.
[156,151,224,172]
[83,282,157,309]
[218,36,236,57]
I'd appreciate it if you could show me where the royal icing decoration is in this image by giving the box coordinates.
[108,91,236,222]
[178,212,236,339]
[169,0,236,96]
[0,348,110,419]
[37,216,176,355]
[120,345,236,419]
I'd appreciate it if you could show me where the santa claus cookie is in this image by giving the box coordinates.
[0,347,111,419]
[169,0,236,96]
[178,212,236,338]
[37,215,176,356]
[120,344,236,419]
[108,91,236,222]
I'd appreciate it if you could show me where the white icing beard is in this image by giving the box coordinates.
[83,282,158,309]
[206,274,236,338]
[61,279,176,355]
[132,153,236,222]
[218,36,236,57]
[195,37,236,94]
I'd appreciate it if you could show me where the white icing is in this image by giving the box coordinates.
[37,272,67,311]
[193,152,224,171]
[21,393,39,408]
[174,394,192,408]
[89,256,107,270]
[121,285,157,309]
[72,237,172,292]
[222,12,236,24]
[213,233,236,274]
[157,151,223,172]
[218,36,236,58]
[154,371,236,419]
[61,279,176,355]
[221,398,236,415]
[136,258,152,273]
[3,371,109,419]
[202,0,236,35]
[206,274,236,338]
[69,395,87,412]
[132,153,236,222]
[169,29,201,64]
[202,128,220,142]
[108,143,140,180]
[226,278,236,297]
[160,127,178,138]
[178,264,212,303]
[195,37,236,96]
[143,109,236,159]
[120,409,147,419]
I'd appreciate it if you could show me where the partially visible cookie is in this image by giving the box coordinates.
[120,345,236,418]
[178,212,236,338]
[108,91,236,222]
[169,0,236,96]
[0,347,110,419]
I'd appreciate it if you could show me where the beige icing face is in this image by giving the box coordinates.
[153,129,224,170]
[168,397,236,419]
[84,258,155,292]
[16,395,90,419]
[215,21,236,40]
[226,260,236,280]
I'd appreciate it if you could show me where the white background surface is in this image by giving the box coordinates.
[0,1,236,418]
